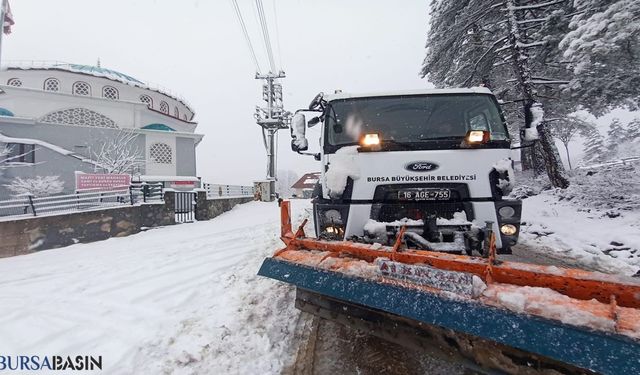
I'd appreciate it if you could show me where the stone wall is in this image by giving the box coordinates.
[0,191,252,258]
[194,191,253,221]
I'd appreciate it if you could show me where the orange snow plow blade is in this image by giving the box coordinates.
[277,201,640,309]
[260,201,640,374]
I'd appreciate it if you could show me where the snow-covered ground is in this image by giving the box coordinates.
[1,166,638,374]
[0,200,311,375]
[516,165,640,276]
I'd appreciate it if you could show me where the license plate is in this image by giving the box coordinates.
[397,188,451,201]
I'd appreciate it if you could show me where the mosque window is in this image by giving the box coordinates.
[139,94,153,108]
[44,78,60,92]
[40,108,118,128]
[102,86,119,100]
[159,101,169,114]
[6,143,35,164]
[174,107,179,118]
[149,143,172,164]
[72,81,91,96]
[7,78,22,87]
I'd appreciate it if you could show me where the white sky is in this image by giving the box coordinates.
[6,0,631,181]
[3,0,431,185]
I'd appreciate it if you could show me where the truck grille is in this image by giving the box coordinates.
[370,183,474,221]
[372,201,472,222]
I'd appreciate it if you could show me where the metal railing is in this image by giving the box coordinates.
[0,184,164,220]
[576,156,640,170]
[130,182,164,203]
[203,183,254,199]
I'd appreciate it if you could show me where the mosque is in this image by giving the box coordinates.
[0,61,203,195]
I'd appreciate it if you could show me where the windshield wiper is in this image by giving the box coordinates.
[380,139,418,150]
[418,136,464,141]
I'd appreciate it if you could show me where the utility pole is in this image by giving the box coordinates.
[0,0,7,65]
[254,70,290,201]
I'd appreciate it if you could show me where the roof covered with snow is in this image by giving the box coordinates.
[3,61,194,114]
[291,172,321,190]
[324,87,494,101]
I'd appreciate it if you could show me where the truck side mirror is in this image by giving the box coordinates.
[308,116,320,127]
[291,113,309,152]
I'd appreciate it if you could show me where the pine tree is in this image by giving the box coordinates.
[626,118,640,141]
[617,117,640,158]
[559,0,640,115]
[605,118,626,158]
[580,127,607,165]
[422,0,571,187]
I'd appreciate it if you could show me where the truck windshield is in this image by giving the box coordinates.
[326,94,509,147]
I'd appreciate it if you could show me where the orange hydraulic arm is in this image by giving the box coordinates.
[277,201,640,308]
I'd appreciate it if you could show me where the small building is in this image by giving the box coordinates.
[0,61,203,196]
[291,172,320,198]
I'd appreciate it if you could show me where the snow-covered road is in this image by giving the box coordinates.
[1,190,637,374]
[0,201,309,374]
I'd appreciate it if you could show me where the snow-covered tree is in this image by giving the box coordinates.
[614,118,640,159]
[92,130,144,175]
[580,127,607,165]
[549,115,592,170]
[605,118,626,157]
[5,175,64,197]
[422,0,571,187]
[625,118,640,141]
[0,144,9,175]
[559,0,640,115]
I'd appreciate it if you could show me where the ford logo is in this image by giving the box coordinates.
[405,161,439,172]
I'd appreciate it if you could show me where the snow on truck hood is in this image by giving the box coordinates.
[323,87,494,101]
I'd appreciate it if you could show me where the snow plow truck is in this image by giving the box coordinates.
[258,88,640,374]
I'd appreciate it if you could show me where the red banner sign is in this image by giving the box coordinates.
[76,173,131,191]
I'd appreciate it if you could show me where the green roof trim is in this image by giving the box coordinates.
[0,108,15,117]
[63,64,145,85]
[141,123,176,132]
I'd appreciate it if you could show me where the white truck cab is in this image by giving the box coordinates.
[291,87,521,254]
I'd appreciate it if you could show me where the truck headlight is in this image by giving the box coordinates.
[500,224,517,236]
[324,225,345,236]
[316,205,349,240]
[498,206,516,219]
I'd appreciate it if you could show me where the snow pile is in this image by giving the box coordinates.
[554,165,640,213]
[363,219,388,238]
[495,291,526,313]
[0,200,311,374]
[484,285,617,333]
[492,158,516,194]
[509,170,551,200]
[529,103,544,128]
[324,146,361,198]
[364,213,471,239]
[518,165,640,275]
[436,211,471,225]
[521,103,544,141]
[522,127,539,141]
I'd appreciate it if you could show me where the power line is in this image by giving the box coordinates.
[230,0,261,73]
[271,0,283,69]
[255,0,276,72]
